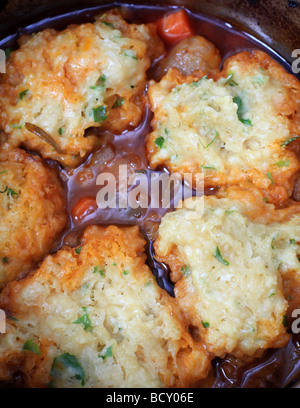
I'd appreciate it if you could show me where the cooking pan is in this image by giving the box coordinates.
[0,0,299,389]
[0,0,300,68]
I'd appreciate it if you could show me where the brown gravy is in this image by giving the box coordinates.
[1,2,300,388]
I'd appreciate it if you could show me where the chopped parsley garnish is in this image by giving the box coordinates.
[213,246,229,266]
[89,84,104,90]
[290,239,296,245]
[281,136,298,147]
[93,106,108,123]
[73,307,92,331]
[124,50,138,60]
[0,186,19,198]
[99,345,113,360]
[2,257,8,263]
[8,315,18,321]
[122,270,129,276]
[201,131,218,149]
[50,353,85,387]
[233,96,253,126]
[189,75,208,87]
[0,170,7,175]
[282,315,288,328]
[266,172,274,184]
[4,48,14,59]
[224,72,238,86]
[19,89,29,100]
[201,165,217,170]
[155,136,165,149]
[275,160,290,167]
[202,321,210,328]
[271,237,276,249]
[181,265,191,277]
[58,127,65,136]
[112,97,125,109]
[89,75,106,90]
[75,246,82,255]
[93,266,105,276]
[23,339,41,355]
[101,21,114,28]
[97,75,106,85]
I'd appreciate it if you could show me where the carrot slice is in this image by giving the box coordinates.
[156,9,194,46]
[72,196,98,221]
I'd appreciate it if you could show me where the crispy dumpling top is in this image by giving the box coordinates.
[0,9,164,167]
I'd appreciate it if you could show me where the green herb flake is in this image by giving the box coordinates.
[281,136,298,147]
[224,72,238,86]
[0,170,7,175]
[19,89,29,100]
[93,106,108,123]
[93,266,105,276]
[0,186,19,198]
[282,315,288,328]
[73,307,92,331]
[50,353,85,387]
[58,127,65,136]
[201,131,219,149]
[89,84,105,90]
[4,48,14,59]
[271,237,276,250]
[155,136,165,149]
[225,209,236,214]
[275,160,290,167]
[189,75,208,87]
[8,315,19,321]
[213,246,229,266]
[201,165,217,170]
[10,123,22,129]
[101,21,114,28]
[181,265,191,277]
[124,50,138,60]
[97,75,106,85]
[266,172,274,185]
[122,270,129,276]
[99,345,113,360]
[290,239,296,245]
[112,97,125,109]
[233,96,253,126]
[2,257,8,263]
[75,246,82,255]
[202,321,210,328]
[23,339,41,355]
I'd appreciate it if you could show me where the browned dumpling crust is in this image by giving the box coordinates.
[0,9,164,167]
[146,50,300,199]
[0,225,211,388]
[0,147,67,289]
[154,187,300,359]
